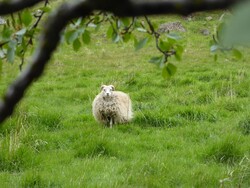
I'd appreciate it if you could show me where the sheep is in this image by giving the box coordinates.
[92,85,133,128]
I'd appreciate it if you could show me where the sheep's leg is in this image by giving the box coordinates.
[105,117,110,127]
[106,116,113,128]
[109,118,113,128]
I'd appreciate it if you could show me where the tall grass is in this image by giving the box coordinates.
[0,11,250,187]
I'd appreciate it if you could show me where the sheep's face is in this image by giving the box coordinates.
[101,85,115,98]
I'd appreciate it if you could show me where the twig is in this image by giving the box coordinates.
[121,17,135,34]
[144,16,175,61]
[19,0,50,70]
[0,41,9,48]
[104,12,117,33]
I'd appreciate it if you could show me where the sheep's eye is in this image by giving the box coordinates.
[104,89,106,92]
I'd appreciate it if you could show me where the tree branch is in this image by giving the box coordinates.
[0,0,240,124]
[0,0,92,123]
[0,0,239,16]
[94,0,238,16]
[0,0,45,15]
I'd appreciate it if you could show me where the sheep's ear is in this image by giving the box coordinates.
[101,85,106,90]
[110,85,115,91]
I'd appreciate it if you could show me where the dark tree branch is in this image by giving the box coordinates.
[0,0,239,16]
[0,0,45,15]
[0,0,240,124]
[0,0,92,123]
[94,0,238,16]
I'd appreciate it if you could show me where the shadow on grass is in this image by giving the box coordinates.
[74,141,118,159]
[21,171,61,188]
[202,136,244,165]
[133,113,183,128]
[27,111,63,132]
[175,109,217,123]
[133,107,217,128]
[238,117,250,135]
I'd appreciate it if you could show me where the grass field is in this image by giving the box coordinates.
[0,10,250,187]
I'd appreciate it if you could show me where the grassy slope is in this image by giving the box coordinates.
[0,11,250,187]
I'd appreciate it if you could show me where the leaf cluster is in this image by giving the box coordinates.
[0,1,51,69]
[1,5,185,78]
[64,12,185,79]
[210,1,250,62]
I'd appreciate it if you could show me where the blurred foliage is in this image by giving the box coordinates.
[210,1,250,61]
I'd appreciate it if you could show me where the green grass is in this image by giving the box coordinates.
[0,11,250,187]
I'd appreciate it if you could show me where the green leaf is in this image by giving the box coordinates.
[16,45,24,58]
[162,63,177,79]
[112,32,120,43]
[232,48,243,60]
[21,10,33,27]
[15,28,27,36]
[40,6,51,13]
[149,55,165,67]
[216,22,226,42]
[74,17,82,27]
[174,45,184,61]
[95,23,101,32]
[122,33,131,43]
[210,45,219,52]
[88,23,97,28]
[65,30,78,44]
[106,25,113,39]
[117,19,122,28]
[73,38,81,51]
[221,1,250,46]
[166,33,181,46]
[134,19,141,28]
[134,37,148,51]
[82,30,91,44]
[7,40,17,63]
[2,26,12,40]
[120,17,130,27]
[159,39,171,51]
[0,49,5,58]
[76,27,85,35]
[167,33,181,40]
[152,22,159,31]
[94,15,100,24]
[176,44,184,54]
[175,52,182,61]
[136,28,147,33]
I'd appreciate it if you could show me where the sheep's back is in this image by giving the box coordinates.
[113,91,133,121]
[113,91,131,106]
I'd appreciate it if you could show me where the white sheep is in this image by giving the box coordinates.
[92,85,133,128]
